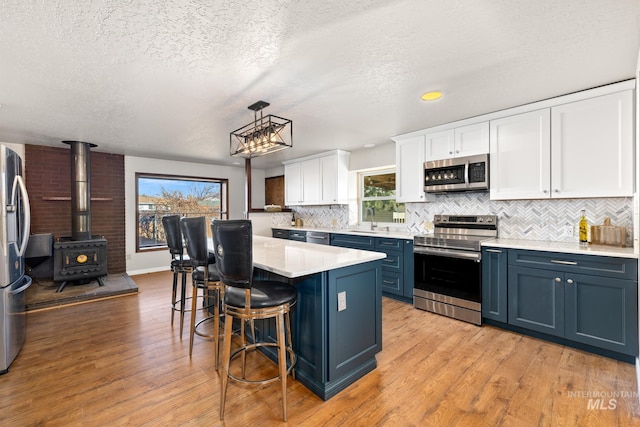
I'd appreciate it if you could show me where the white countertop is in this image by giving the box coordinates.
[252,235,386,278]
[275,226,414,240]
[484,238,638,259]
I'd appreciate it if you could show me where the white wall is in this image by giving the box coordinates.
[349,142,395,171]
[125,156,247,275]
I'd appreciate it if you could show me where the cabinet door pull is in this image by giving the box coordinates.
[486,249,502,253]
[566,278,574,284]
[551,260,578,266]
[555,277,562,283]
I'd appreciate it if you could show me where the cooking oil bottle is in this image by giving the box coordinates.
[579,209,588,245]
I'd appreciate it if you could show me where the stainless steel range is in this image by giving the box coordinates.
[413,214,497,325]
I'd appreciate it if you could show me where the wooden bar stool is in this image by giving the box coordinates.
[211,219,297,422]
[180,217,223,368]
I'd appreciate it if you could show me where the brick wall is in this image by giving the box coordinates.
[25,144,126,274]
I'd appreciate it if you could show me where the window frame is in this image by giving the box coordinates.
[135,172,229,253]
[358,167,405,226]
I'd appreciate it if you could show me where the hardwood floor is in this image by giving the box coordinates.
[1,270,639,426]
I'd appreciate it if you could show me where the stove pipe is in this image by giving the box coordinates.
[62,141,97,241]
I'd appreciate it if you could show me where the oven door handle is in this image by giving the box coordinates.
[414,246,481,261]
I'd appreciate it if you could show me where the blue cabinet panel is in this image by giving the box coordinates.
[254,260,382,400]
[328,263,382,382]
[381,272,403,294]
[380,251,401,272]
[508,265,564,337]
[272,229,288,239]
[504,248,638,358]
[482,247,508,323]
[288,230,307,241]
[509,250,637,280]
[565,273,638,355]
[330,233,375,250]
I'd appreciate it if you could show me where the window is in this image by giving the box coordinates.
[360,168,405,224]
[136,173,229,252]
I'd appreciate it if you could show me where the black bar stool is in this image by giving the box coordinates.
[180,217,223,367]
[161,215,192,337]
[211,219,297,422]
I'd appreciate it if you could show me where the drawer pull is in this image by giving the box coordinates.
[566,278,574,284]
[383,280,396,285]
[486,249,502,253]
[550,260,578,266]
[555,277,562,283]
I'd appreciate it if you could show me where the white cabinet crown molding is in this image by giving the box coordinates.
[392,79,636,141]
[281,149,350,165]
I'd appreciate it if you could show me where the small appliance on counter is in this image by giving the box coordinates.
[591,217,626,247]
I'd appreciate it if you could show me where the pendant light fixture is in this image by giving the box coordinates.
[230,101,293,158]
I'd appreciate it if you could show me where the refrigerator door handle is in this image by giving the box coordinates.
[10,175,31,257]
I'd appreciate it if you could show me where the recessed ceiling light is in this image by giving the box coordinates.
[421,91,443,101]
[363,143,376,148]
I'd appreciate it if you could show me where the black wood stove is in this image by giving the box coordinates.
[53,141,108,292]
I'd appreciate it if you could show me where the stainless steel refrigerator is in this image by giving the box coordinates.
[0,145,31,374]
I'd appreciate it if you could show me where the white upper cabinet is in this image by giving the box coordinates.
[424,130,453,161]
[319,151,349,204]
[284,161,302,205]
[284,150,350,206]
[425,122,489,161]
[550,90,633,198]
[394,134,429,203]
[490,109,551,200]
[490,89,634,200]
[454,122,490,157]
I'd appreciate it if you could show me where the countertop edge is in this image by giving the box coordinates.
[252,236,387,278]
[272,226,415,240]
[482,238,638,259]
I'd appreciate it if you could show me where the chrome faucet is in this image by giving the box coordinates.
[365,207,377,231]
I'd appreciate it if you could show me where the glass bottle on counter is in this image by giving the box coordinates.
[579,209,589,245]
[291,213,295,227]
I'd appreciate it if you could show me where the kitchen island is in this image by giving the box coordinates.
[249,236,386,400]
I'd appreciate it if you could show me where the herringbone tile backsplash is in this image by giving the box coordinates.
[273,193,633,246]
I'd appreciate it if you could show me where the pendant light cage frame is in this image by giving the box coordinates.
[230,101,293,158]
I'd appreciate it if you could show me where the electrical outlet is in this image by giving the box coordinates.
[337,291,347,311]
[562,225,574,237]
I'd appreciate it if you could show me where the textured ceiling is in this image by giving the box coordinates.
[0,0,639,169]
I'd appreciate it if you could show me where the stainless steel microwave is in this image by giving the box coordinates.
[424,153,489,193]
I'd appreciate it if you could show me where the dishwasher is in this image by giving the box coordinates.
[306,232,330,245]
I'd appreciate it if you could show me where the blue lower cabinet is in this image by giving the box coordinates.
[565,273,638,355]
[508,265,565,337]
[330,233,375,250]
[288,230,307,241]
[481,247,508,323]
[330,234,413,303]
[504,249,638,358]
[253,259,382,400]
[272,228,288,239]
